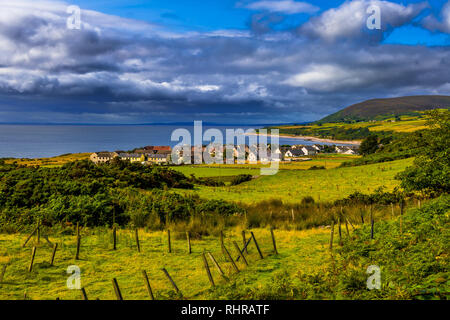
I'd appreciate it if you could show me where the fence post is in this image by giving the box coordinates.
[186,231,191,254]
[142,270,155,300]
[223,245,239,273]
[75,235,81,260]
[50,243,58,266]
[161,268,181,295]
[338,217,342,246]
[233,241,248,266]
[207,252,228,281]
[112,278,123,300]
[167,230,172,253]
[202,252,215,287]
[270,227,278,254]
[370,205,374,240]
[344,218,350,237]
[236,237,252,262]
[28,247,37,272]
[329,221,334,250]
[81,288,88,300]
[241,230,248,254]
[220,230,225,254]
[37,220,40,245]
[135,229,141,253]
[113,226,117,250]
[22,226,38,248]
[250,232,264,259]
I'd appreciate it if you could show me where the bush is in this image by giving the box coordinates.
[230,174,252,186]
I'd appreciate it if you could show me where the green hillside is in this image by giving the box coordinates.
[318,95,450,123]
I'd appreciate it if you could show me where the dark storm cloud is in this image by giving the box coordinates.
[0,0,449,124]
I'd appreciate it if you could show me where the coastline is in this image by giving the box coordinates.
[246,132,361,146]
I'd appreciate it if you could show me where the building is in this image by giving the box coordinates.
[118,153,146,163]
[147,153,171,164]
[335,146,359,155]
[141,146,172,153]
[90,152,118,164]
[284,148,305,158]
[301,146,317,155]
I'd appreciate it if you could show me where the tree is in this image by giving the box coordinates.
[396,109,450,195]
[360,135,379,155]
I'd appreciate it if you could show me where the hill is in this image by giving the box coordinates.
[318,95,450,123]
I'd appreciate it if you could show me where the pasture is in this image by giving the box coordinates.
[0,227,330,300]
[176,158,414,204]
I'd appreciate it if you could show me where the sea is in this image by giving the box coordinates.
[0,124,353,159]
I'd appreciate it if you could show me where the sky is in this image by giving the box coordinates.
[0,0,449,124]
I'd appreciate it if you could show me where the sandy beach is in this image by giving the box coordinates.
[246,132,361,145]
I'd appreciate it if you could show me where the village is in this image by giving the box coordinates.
[90,144,359,165]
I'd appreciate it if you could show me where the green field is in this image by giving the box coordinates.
[0,228,330,300]
[176,158,414,204]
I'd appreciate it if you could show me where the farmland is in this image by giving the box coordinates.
[176,158,414,204]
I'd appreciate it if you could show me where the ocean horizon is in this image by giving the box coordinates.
[0,124,352,159]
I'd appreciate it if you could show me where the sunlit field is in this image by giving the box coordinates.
[4,153,91,167]
[0,227,330,300]
[176,158,414,204]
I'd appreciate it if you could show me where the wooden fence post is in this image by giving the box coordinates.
[28,247,37,272]
[161,268,181,295]
[270,227,278,254]
[250,232,264,259]
[112,278,123,300]
[202,253,215,287]
[236,237,252,262]
[50,243,58,265]
[186,231,191,254]
[167,230,172,253]
[242,230,247,254]
[220,230,225,254]
[113,226,117,250]
[75,235,81,260]
[360,208,365,224]
[370,205,374,240]
[223,245,239,273]
[22,226,38,248]
[291,209,295,222]
[233,241,248,266]
[142,270,155,300]
[207,252,228,281]
[329,221,334,250]
[344,218,350,237]
[338,217,343,246]
[81,288,88,300]
[135,229,141,253]
[37,220,40,245]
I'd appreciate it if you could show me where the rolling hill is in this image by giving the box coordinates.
[318,95,450,123]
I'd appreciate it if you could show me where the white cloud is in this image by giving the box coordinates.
[422,1,450,33]
[299,0,428,42]
[245,1,319,14]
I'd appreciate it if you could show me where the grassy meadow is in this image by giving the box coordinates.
[0,227,331,300]
[176,158,414,204]
[277,113,429,136]
[3,153,91,167]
